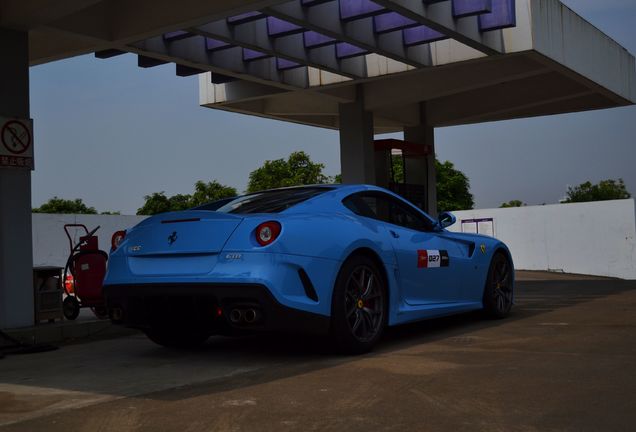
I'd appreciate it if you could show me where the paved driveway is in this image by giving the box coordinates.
[1,272,635,431]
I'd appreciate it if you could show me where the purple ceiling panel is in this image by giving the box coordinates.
[243,48,271,61]
[478,0,516,31]
[163,31,195,41]
[267,17,304,37]
[227,11,265,25]
[422,0,450,4]
[303,31,337,48]
[339,0,386,21]
[403,25,448,46]
[452,0,492,18]
[335,42,368,59]
[205,38,232,51]
[373,12,418,34]
[277,58,303,70]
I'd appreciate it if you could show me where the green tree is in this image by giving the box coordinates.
[563,179,631,203]
[168,194,194,212]
[436,160,474,211]
[390,155,405,183]
[247,151,330,193]
[500,200,525,208]
[190,180,237,207]
[33,197,98,214]
[137,192,172,215]
[137,180,237,215]
[137,192,192,215]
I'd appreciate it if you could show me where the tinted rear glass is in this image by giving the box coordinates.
[193,197,236,211]
[198,187,333,214]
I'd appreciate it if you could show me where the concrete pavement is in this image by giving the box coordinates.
[1,272,635,431]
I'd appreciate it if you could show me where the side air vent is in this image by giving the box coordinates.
[468,243,476,257]
[298,268,319,302]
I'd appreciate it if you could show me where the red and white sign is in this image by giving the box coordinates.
[418,250,439,268]
[417,250,450,268]
[0,116,34,170]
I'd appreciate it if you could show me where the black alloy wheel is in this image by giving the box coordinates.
[331,255,387,354]
[483,252,514,318]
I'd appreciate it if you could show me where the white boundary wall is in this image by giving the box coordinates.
[32,214,146,269]
[448,199,636,280]
[32,200,636,279]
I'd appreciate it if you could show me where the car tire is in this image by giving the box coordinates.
[483,252,514,319]
[144,326,209,349]
[330,255,387,355]
[63,296,80,321]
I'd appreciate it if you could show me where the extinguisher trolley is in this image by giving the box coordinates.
[62,224,109,320]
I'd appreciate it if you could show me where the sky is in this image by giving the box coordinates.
[29,0,636,215]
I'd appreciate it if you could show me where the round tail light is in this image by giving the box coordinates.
[256,221,281,246]
[111,230,127,251]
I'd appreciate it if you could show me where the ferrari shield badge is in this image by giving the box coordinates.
[480,244,486,254]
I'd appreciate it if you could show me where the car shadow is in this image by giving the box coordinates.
[0,278,634,405]
[377,277,635,352]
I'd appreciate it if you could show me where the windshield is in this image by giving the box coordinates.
[196,187,333,214]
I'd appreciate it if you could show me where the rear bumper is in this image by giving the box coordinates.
[104,252,342,317]
[103,283,330,335]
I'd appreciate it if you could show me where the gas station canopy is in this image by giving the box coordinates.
[10,0,634,133]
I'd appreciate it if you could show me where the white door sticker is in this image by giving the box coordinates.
[427,250,441,268]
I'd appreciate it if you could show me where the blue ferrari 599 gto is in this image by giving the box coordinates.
[104,184,514,353]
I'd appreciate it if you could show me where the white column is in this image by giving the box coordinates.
[404,103,437,216]
[0,28,34,328]
[338,86,375,184]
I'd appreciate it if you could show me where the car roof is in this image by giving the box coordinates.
[251,184,382,194]
[277,184,434,218]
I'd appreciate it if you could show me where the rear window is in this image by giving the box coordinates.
[198,187,333,214]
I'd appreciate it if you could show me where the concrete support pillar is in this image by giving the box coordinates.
[373,149,389,189]
[0,28,34,328]
[339,86,375,184]
[404,103,437,216]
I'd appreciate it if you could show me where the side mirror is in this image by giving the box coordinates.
[436,211,456,230]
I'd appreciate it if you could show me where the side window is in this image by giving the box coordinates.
[388,200,432,232]
[359,195,390,223]
[343,192,433,232]
[342,194,390,222]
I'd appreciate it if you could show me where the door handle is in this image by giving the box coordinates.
[389,230,400,239]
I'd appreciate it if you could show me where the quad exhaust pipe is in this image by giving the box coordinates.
[244,308,260,323]
[230,309,243,323]
[229,308,261,325]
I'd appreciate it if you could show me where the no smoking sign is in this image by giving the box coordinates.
[0,116,34,170]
